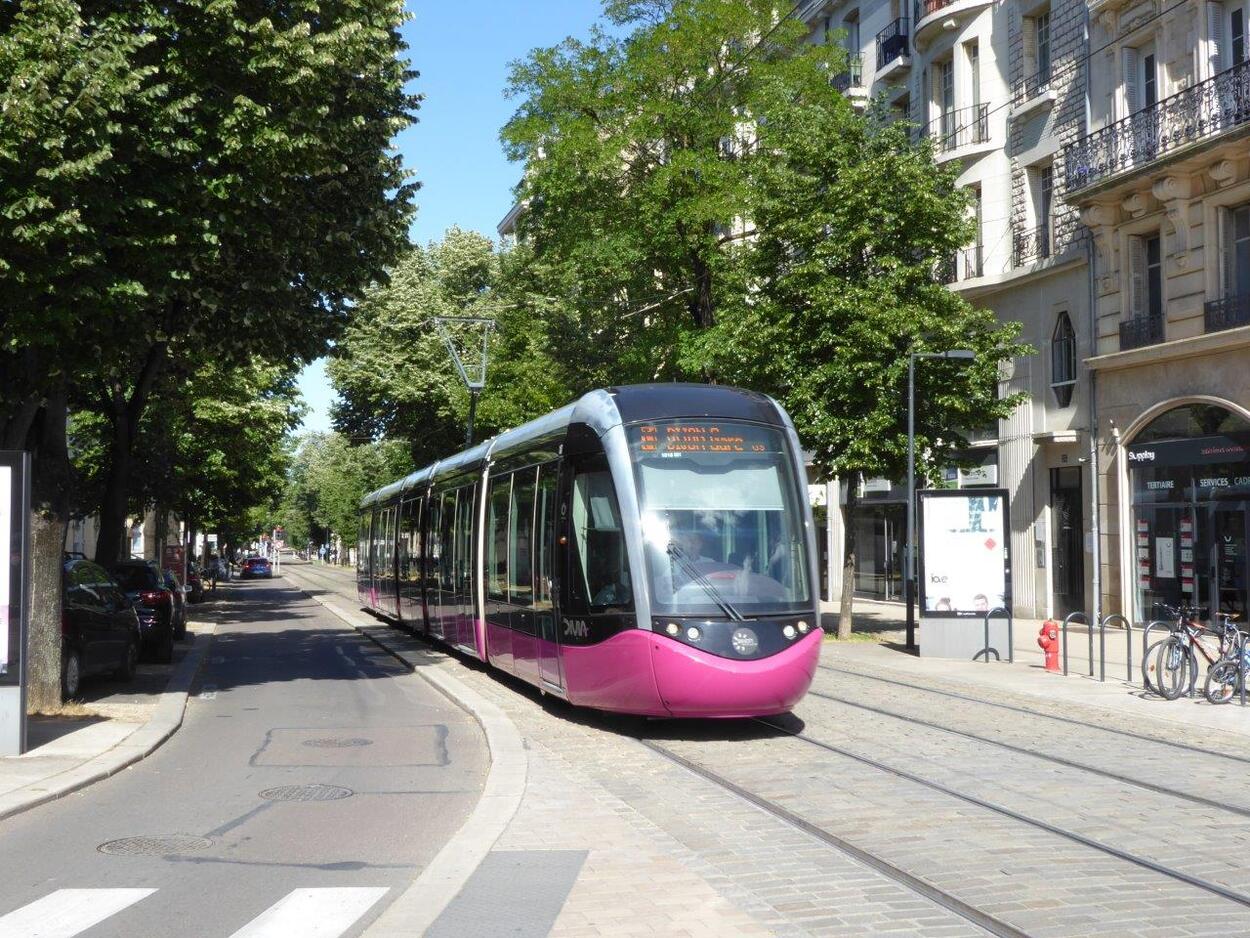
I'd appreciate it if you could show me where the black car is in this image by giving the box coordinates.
[62,559,141,698]
[108,560,177,662]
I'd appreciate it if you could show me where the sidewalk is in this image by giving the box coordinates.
[823,599,1250,742]
[0,621,214,820]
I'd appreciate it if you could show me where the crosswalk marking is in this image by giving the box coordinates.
[228,887,389,938]
[0,888,156,938]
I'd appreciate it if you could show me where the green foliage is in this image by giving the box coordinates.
[279,433,414,545]
[329,227,573,463]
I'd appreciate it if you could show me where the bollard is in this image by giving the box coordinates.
[1100,614,1130,684]
[1061,612,1088,677]
[982,607,1010,663]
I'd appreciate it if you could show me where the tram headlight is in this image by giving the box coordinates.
[686,626,702,641]
[731,627,759,656]
[666,622,680,637]
[782,624,797,640]
[797,620,811,634]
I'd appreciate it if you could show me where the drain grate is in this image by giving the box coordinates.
[302,737,373,749]
[98,835,213,856]
[259,783,355,802]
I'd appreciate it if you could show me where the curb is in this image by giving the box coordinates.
[0,624,215,822]
[286,566,527,937]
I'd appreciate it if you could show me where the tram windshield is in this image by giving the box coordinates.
[627,420,812,616]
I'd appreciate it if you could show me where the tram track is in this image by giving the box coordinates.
[741,716,1250,912]
[804,688,1250,819]
[817,663,1250,765]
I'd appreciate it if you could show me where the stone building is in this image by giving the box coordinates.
[1065,0,1250,623]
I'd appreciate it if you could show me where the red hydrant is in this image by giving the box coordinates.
[1038,620,1060,672]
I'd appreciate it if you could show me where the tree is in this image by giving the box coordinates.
[501,0,842,375]
[329,227,573,461]
[693,104,1029,636]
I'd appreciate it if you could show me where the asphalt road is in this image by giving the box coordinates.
[0,576,488,937]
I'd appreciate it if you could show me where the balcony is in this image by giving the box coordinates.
[1119,314,1164,351]
[919,103,990,155]
[875,17,910,72]
[960,243,983,280]
[1012,222,1051,266]
[1205,293,1250,333]
[915,0,954,20]
[832,54,864,93]
[1065,58,1250,195]
[1013,66,1053,105]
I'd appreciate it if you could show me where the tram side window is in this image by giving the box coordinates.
[487,476,511,602]
[571,469,633,610]
[439,492,457,592]
[509,468,536,606]
[400,498,420,583]
[357,515,370,575]
[535,468,557,611]
[426,495,441,591]
[370,509,382,576]
[455,485,475,597]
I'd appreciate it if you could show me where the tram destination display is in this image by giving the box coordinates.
[630,423,780,455]
[918,488,1011,618]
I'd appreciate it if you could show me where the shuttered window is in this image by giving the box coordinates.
[1051,312,1076,408]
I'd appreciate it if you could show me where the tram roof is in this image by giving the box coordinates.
[359,383,784,509]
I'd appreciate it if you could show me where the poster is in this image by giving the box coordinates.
[919,490,1009,616]
[1155,537,1175,579]
[161,544,186,583]
[0,466,9,674]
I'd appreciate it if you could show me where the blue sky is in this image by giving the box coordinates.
[297,0,605,433]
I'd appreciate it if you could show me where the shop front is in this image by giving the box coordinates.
[1125,403,1250,622]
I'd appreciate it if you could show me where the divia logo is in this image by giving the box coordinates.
[1127,449,1156,463]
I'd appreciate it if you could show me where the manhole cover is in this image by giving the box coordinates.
[302,737,373,749]
[98,835,213,856]
[259,784,355,802]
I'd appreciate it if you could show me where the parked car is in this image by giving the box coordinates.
[61,559,141,698]
[107,560,177,662]
[163,569,189,640]
[185,563,205,604]
[240,556,273,579]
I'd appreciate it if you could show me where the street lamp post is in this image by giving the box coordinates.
[905,349,976,651]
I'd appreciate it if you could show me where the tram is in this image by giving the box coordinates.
[356,384,822,717]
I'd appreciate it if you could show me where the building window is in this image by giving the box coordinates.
[1036,11,1051,84]
[1234,8,1246,65]
[1146,233,1163,318]
[1034,163,1053,257]
[1208,204,1250,332]
[1050,312,1076,408]
[1123,233,1165,348]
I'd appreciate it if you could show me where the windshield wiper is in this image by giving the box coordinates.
[666,542,745,622]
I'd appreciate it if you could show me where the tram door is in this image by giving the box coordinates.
[452,484,477,654]
[535,464,562,689]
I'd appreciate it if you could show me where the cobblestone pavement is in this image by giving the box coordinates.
[288,563,1250,937]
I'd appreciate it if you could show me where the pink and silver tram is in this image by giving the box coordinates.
[356,384,821,717]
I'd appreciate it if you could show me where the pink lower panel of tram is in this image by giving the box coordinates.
[562,628,821,718]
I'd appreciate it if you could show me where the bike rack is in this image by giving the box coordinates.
[1140,619,1172,690]
[1060,611,1088,677]
[978,607,1012,664]
[1099,614,1131,684]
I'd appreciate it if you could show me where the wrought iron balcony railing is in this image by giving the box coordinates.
[960,243,984,280]
[876,17,910,68]
[1012,222,1051,266]
[832,54,864,92]
[1014,66,1052,103]
[1205,293,1250,333]
[1065,58,1250,193]
[937,253,957,284]
[914,0,954,22]
[1119,314,1164,351]
[919,103,990,153]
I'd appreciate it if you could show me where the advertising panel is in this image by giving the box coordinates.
[161,543,186,583]
[918,489,1011,617]
[0,452,31,684]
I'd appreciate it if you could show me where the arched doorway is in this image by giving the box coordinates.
[1126,402,1250,621]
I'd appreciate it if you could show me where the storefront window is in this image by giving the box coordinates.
[1127,404,1250,621]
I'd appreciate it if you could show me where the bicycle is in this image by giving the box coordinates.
[1203,619,1249,704]
[1144,606,1243,700]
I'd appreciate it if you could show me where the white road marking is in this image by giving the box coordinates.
[0,888,156,938]
[199,683,218,700]
[228,887,389,938]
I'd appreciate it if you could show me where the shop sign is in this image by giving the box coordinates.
[1126,434,1250,470]
[918,489,1011,618]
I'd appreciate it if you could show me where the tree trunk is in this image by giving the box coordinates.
[93,342,168,567]
[27,388,71,711]
[837,478,858,640]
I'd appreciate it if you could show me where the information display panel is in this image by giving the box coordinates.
[632,423,780,456]
[918,488,1011,618]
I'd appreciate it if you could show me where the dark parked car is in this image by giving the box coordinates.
[61,559,141,698]
[185,563,205,604]
[107,560,177,662]
[240,556,273,579]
